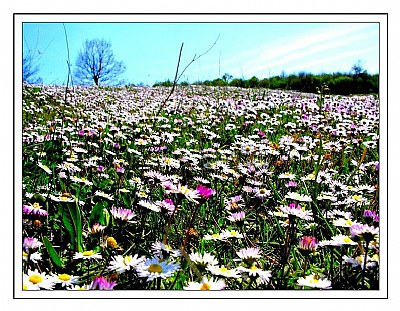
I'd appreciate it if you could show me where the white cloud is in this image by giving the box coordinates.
[246,30,378,76]
[211,24,378,78]
[283,46,378,74]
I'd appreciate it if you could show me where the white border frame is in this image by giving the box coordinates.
[13,13,388,300]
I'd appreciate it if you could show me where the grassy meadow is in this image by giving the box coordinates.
[21,84,380,291]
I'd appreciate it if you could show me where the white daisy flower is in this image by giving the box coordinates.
[285,192,312,202]
[236,265,272,284]
[108,254,145,274]
[23,269,56,290]
[203,232,226,241]
[297,273,331,289]
[236,247,261,260]
[207,265,241,278]
[94,190,114,200]
[278,172,296,179]
[138,200,161,212]
[73,250,102,260]
[333,218,356,228]
[343,254,379,270]
[184,277,226,290]
[279,203,313,221]
[23,251,42,263]
[151,241,181,258]
[189,252,219,270]
[52,273,79,288]
[38,162,52,174]
[220,229,244,239]
[319,235,358,247]
[135,257,180,282]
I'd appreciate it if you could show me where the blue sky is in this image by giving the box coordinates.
[22,22,380,86]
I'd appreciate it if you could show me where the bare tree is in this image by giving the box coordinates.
[351,60,366,77]
[74,39,126,86]
[23,47,41,83]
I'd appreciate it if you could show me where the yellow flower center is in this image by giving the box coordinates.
[220,267,228,273]
[250,265,258,271]
[123,256,132,266]
[343,237,351,243]
[82,251,93,256]
[179,186,190,194]
[200,283,211,290]
[58,274,71,281]
[33,202,40,208]
[60,196,69,201]
[29,274,43,284]
[148,264,163,273]
[353,195,361,201]
[107,237,118,249]
[212,234,220,238]
[345,219,353,226]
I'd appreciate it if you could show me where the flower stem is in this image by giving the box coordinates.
[303,253,309,276]
[362,239,370,288]
[156,277,161,290]
[279,219,295,288]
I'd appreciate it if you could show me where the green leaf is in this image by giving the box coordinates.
[31,193,46,204]
[103,208,110,227]
[92,245,102,253]
[74,202,83,253]
[88,201,108,228]
[43,236,64,268]
[122,193,130,207]
[61,202,83,252]
[61,204,75,248]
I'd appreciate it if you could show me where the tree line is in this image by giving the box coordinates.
[154,68,379,96]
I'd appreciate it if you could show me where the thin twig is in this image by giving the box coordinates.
[176,34,220,85]
[154,43,184,118]
[62,23,72,107]
[153,34,220,120]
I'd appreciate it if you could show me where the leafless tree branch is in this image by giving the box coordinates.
[74,39,126,86]
[154,34,220,118]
